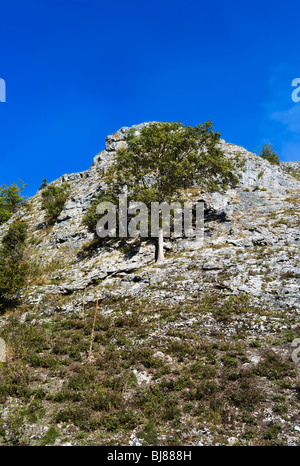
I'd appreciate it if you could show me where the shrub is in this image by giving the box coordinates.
[82,189,117,232]
[41,183,70,223]
[39,426,59,445]
[259,144,280,165]
[0,362,32,402]
[55,405,96,431]
[1,221,28,255]
[0,221,28,305]
[229,379,263,410]
[0,181,26,225]
[88,389,123,411]
[263,422,281,440]
[256,350,296,380]
[139,420,159,445]
[39,178,48,190]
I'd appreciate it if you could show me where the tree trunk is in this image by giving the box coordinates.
[156,228,165,263]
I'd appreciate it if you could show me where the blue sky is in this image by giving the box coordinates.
[1,0,300,198]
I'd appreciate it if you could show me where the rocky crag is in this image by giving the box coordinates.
[3,123,298,311]
[0,123,299,446]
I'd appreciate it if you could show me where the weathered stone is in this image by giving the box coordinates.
[0,121,299,320]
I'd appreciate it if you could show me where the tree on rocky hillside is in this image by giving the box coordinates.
[0,180,26,225]
[0,221,28,311]
[259,144,280,165]
[87,121,242,262]
[41,183,70,224]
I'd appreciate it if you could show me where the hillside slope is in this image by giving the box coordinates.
[0,124,299,446]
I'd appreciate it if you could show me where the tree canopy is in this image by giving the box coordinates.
[106,121,240,204]
[259,144,280,165]
[0,221,28,309]
[0,181,26,225]
[84,121,242,261]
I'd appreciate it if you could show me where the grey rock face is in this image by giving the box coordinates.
[0,122,299,318]
[281,162,300,178]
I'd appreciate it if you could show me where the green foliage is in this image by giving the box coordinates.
[259,144,280,165]
[39,426,59,445]
[82,188,116,232]
[39,178,48,190]
[0,208,11,225]
[1,221,28,255]
[41,183,70,223]
[255,350,296,380]
[83,121,242,232]
[0,293,298,445]
[0,221,28,305]
[108,121,240,203]
[0,362,31,402]
[0,181,26,225]
[55,404,96,431]
[0,407,27,445]
[139,420,159,445]
[263,422,281,440]
[228,379,264,410]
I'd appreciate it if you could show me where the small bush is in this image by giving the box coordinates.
[229,379,263,410]
[263,422,281,440]
[1,221,28,254]
[0,363,31,402]
[88,389,123,411]
[256,350,296,381]
[56,405,96,431]
[39,426,59,445]
[41,183,70,223]
[139,420,159,445]
[82,189,117,232]
[0,221,28,305]
[259,144,280,165]
[39,178,48,190]
[0,181,26,226]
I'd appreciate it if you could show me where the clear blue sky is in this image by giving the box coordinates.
[1,0,300,198]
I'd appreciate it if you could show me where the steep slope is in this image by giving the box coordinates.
[1,123,298,311]
[0,124,299,446]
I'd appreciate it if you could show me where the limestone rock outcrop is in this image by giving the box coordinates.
[0,122,299,315]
